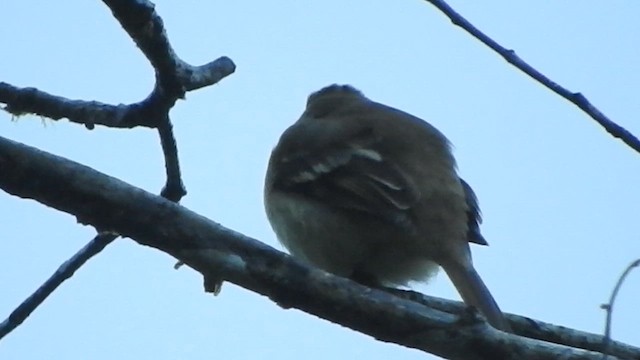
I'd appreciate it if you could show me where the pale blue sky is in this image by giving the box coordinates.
[1,1,639,359]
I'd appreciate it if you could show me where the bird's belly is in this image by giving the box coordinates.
[265,192,439,286]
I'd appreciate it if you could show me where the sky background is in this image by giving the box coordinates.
[1,1,639,359]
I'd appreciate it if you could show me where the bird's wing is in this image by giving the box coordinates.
[275,129,420,230]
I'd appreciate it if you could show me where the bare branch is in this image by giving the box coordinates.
[0,115,188,338]
[423,0,640,154]
[0,55,233,129]
[0,0,235,129]
[100,0,235,121]
[2,136,636,360]
[102,0,186,98]
[600,259,640,359]
[0,116,187,339]
[0,232,115,340]
[179,57,237,92]
[0,0,234,339]
[390,289,640,360]
[158,116,186,201]
[0,83,133,128]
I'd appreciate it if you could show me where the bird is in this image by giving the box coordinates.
[264,84,509,330]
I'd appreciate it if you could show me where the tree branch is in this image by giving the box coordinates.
[600,259,640,359]
[0,56,233,129]
[0,0,235,129]
[0,0,234,340]
[158,116,186,201]
[423,0,640,154]
[0,232,115,340]
[2,136,637,360]
[389,289,640,360]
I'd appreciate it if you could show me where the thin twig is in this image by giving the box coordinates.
[158,115,186,201]
[600,258,640,359]
[0,233,116,340]
[423,0,640,154]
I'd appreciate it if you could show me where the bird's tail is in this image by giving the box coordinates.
[443,262,510,331]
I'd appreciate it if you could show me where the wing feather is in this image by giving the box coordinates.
[274,130,419,230]
[460,178,488,246]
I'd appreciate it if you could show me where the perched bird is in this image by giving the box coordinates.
[264,84,508,330]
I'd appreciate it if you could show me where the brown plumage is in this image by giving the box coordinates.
[264,84,509,330]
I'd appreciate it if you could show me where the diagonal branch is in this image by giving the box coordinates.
[0,232,115,340]
[3,136,639,360]
[423,0,640,154]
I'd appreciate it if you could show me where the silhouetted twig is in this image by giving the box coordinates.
[158,116,187,201]
[600,259,640,359]
[423,0,640,154]
[0,233,115,340]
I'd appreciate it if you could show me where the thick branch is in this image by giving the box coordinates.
[390,290,640,359]
[2,137,636,360]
